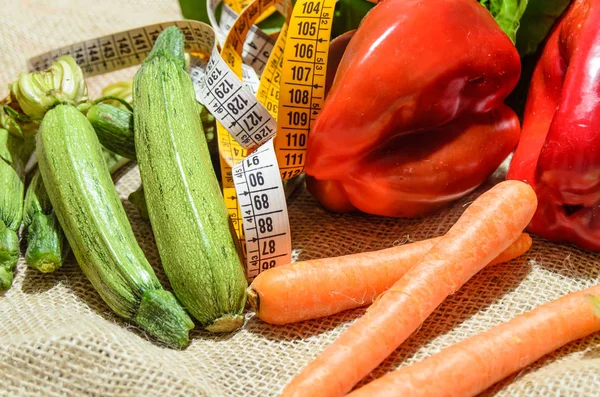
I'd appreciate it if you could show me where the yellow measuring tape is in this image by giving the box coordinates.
[275,0,333,180]
[225,0,277,24]
[215,0,335,278]
[215,0,291,263]
[27,0,337,280]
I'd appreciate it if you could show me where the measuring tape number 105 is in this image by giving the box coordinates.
[26,0,337,281]
[215,0,335,280]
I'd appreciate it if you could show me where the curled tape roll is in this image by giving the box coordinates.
[28,0,336,280]
[211,0,293,276]
[218,2,275,74]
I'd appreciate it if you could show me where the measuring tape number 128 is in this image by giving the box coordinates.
[220,0,335,279]
[26,0,337,281]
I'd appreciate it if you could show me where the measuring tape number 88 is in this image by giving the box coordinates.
[27,0,337,281]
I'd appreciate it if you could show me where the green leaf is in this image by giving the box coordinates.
[515,0,571,55]
[257,11,285,35]
[178,0,211,24]
[331,0,375,39]
[479,0,571,54]
[479,0,529,44]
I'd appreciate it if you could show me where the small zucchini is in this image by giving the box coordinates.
[23,170,67,273]
[134,27,247,332]
[0,128,34,290]
[86,103,136,160]
[37,103,194,347]
[87,102,221,182]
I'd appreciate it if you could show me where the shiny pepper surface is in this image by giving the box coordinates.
[305,0,521,217]
[508,0,600,251]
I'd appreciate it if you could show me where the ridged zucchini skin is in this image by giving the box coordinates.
[0,129,33,290]
[87,103,136,160]
[133,27,247,332]
[88,102,221,182]
[23,151,128,273]
[37,104,194,347]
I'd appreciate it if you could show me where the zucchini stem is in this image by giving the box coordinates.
[92,96,134,112]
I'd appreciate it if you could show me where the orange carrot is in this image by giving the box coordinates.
[249,233,532,325]
[348,284,600,397]
[489,232,532,265]
[281,180,538,397]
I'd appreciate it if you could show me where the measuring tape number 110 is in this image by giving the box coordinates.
[215,0,335,280]
[25,0,337,281]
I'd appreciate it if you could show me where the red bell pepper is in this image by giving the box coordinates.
[305,0,522,217]
[508,0,600,251]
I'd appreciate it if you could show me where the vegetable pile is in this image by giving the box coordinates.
[3,0,600,395]
[1,28,245,348]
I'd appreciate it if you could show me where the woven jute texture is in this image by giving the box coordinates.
[2,1,600,396]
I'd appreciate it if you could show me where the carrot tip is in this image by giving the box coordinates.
[248,287,260,314]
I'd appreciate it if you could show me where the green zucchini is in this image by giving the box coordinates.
[24,150,130,273]
[0,128,34,290]
[23,171,67,273]
[37,103,194,347]
[86,103,136,160]
[87,102,221,179]
[134,27,247,332]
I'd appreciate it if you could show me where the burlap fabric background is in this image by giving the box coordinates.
[2,1,600,396]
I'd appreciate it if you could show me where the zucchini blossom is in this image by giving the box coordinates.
[10,56,88,120]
